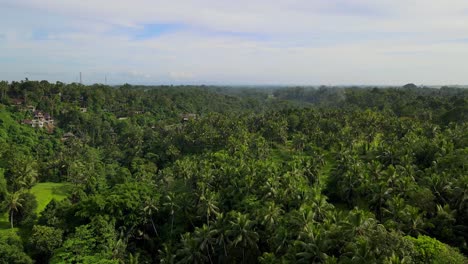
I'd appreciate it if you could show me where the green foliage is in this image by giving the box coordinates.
[0,169,6,200]
[0,231,32,264]
[77,182,158,225]
[28,225,63,261]
[2,190,25,228]
[51,219,120,264]
[14,192,37,227]
[406,235,467,264]
[6,153,38,191]
[0,81,467,262]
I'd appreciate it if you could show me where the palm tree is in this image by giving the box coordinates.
[158,243,176,264]
[263,176,279,200]
[197,190,220,227]
[452,176,468,211]
[383,253,412,264]
[292,133,307,151]
[404,206,426,236]
[295,219,333,263]
[194,224,217,264]
[163,192,179,238]
[261,202,283,230]
[307,188,333,222]
[2,191,25,228]
[303,159,320,186]
[10,154,38,191]
[427,173,450,204]
[345,237,376,263]
[383,196,407,228]
[143,196,159,237]
[332,154,363,205]
[0,81,7,102]
[226,212,259,263]
[212,213,229,257]
[176,233,207,264]
[128,252,140,264]
[369,181,393,221]
[341,209,376,238]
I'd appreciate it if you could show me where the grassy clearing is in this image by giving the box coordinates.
[0,182,71,231]
[30,182,72,214]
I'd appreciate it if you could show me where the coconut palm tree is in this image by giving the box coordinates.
[176,233,207,264]
[2,190,25,228]
[341,209,376,238]
[9,154,38,191]
[197,190,220,227]
[143,196,159,237]
[212,213,229,257]
[163,192,179,239]
[383,253,412,264]
[226,212,259,263]
[368,181,393,221]
[158,243,175,264]
[307,188,334,222]
[404,206,426,236]
[344,237,376,263]
[295,223,331,263]
[452,175,468,211]
[261,202,283,230]
[193,224,217,264]
[0,81,7,102]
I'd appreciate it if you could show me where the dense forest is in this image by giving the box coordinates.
[0,80,467,263]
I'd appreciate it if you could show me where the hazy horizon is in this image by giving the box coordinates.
[1,1,468,85]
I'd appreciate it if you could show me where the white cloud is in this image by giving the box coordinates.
[1,0,468,84]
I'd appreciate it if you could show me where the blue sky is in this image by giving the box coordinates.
[1,0,468,85]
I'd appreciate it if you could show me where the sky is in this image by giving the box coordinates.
[1,0,468,85]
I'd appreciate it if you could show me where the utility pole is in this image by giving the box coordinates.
[105,75,107,85]
[80,72,82,84]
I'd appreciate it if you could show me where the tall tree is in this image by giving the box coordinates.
[3,190,25,228]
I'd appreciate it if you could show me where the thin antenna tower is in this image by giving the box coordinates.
[105,75,107,85]
[79,72,82,84]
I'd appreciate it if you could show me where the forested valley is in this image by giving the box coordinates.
[0,80,467,263]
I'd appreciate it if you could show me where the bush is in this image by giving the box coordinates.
[14,192,37,227]
[0,231,33,264]
[405,235,466,264]
[28,225,63,262]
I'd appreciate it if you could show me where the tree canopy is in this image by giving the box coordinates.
[0,80,467,263]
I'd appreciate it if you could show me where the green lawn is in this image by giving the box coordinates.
[30,182,72,213]
[0,182,71,231]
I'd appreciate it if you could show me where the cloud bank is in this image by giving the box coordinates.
[1,0,468,85]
